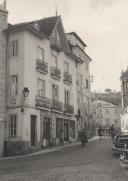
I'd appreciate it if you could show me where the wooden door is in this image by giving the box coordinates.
[31,115,37,146]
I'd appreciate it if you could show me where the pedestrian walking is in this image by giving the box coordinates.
[98,125,102,139]
[109,124,116,141]
[80,128,88,147]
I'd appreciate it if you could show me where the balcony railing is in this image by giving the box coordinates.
[36,59,48,74]
[51,66,61,80]
[51,39,62,52]
[64,104,74,114]
[64,71,72,84]
[35,96,50,109]
[51,99,63,112]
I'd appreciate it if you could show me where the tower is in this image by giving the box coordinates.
[0,0,8,156]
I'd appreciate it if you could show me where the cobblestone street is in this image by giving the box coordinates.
[0,138,127,181]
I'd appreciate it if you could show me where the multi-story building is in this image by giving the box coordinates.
[120,69,128,132]
[0,2,93,155]
[67,32,93,137]
[0,1,8,156]
[92,99,120,136]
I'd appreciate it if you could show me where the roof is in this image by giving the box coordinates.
[67,32,87,47]
[7,16,59,37]
[121,69,128,79]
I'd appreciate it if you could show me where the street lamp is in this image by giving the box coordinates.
[23,87,29,100]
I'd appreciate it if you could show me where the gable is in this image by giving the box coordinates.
[50,17,70,54]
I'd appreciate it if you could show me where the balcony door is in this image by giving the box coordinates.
[52,84,59,101]
[64,90,70,107]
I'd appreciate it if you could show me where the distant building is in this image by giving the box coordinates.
[92,99,120,136]
[0,2,93,155]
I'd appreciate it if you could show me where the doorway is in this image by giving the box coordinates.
[31,115,37,146]
[43,118,50,146]
[64,120,69,141]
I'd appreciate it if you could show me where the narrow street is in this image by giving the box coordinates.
[0,138,127,181]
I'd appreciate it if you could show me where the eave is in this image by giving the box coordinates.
[5,24,49,40]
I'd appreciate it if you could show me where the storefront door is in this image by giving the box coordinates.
[31,115,37,146]
[64,120,69,141]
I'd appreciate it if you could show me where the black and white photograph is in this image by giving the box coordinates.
[0,0,128,180]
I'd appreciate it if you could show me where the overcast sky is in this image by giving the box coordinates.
[3,0,128,92]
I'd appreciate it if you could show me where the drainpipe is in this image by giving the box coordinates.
[5,32,9,139]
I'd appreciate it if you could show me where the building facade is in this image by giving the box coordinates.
[0,2,8,156]
[0,2,93,155]
[92,99,120,136]
[120,69,128,133]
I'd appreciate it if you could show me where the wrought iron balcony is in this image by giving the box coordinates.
[51,99,63,112]
[64,104,74,114]
[35,96,50,109]
[64,71,72,84]
[51,66,61,80]
[36,59,48,74]
[51,39,62,52]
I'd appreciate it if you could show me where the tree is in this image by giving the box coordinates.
[104,89,112,93]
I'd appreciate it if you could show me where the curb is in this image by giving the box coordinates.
[0,136,100,161]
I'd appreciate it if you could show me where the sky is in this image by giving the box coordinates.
[2,0,128,92]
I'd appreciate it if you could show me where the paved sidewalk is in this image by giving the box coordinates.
[0,136,100,160]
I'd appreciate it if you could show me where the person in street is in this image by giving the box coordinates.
[80,128,88,147]
[109,124,116,141]
[98,125,102,139]
[60,129,64,145]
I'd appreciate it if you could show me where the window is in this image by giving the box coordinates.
[86,61,88,70]
[70,121,75,138]
[37,47,44,62]
[52,84,59,100]
[86,79,89,89]
[115,108,118,114]
[115,120,118,125]
[80,74,83,85]
[106,119,109,126]
[106,109,109,114]
[9,114,17,136]
[37,79,45,97]
[10,75,18,96]
[10,40,19,57]
[99,109,102,115]
[64,62,69,73]
[64,90,70,106]
[52,55,58,67]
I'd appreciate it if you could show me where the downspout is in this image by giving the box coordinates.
[5,32,9,139]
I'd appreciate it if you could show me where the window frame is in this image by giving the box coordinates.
[10,40,19,58]
[37,79,45,97]
[64,89,70,106]
[9,114,17,137]
[37,46,44,63]
[10,74,18,97]
[64,61,69,73]
[52,84,59,100]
